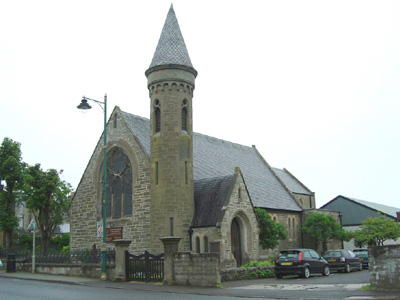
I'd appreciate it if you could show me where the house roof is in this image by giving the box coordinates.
[320,195,399,226]
[121,110,302,212]
[272,168,313,195]
[148,5,194,69]
[192,174,235,227]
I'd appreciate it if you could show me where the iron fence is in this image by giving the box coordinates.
[0,247,115,264]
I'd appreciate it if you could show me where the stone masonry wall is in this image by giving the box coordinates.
[191,226,220,253]
[369,244,400,291]
[258,210,302,260]
[173,252,221,287]
[70,108,151,254]
[149,81,195,254]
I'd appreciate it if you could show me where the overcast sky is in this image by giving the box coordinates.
[1,0,399,209]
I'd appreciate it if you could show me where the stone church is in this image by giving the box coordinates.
[70,5,323,268]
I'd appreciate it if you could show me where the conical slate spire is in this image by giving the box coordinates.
[149,5,194,69]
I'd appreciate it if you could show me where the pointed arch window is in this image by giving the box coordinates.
[181,99,188,132]
[104,148,133,218]
[113,113,118,128]
[292,217,296,240]
[196,236,201,254]
[154,99,161,134]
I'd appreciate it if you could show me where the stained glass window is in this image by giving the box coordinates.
[104,147,133,218]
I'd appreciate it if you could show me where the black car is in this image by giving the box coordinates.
[274,249,330,279]
[353,248,369,269]
[322,249,362,273]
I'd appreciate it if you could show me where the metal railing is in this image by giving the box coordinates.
[0,247,115,264]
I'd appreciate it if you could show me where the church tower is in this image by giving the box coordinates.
[146,5,197,252]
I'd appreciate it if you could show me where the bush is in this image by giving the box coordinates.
[240,260,273,268]
[14,232,33,250]
[51,233,70,250]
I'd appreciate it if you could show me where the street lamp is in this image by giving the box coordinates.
[77,94,108,280]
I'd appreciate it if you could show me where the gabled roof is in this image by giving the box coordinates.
[121,111,302,212]
[347,197,399,218]
[148,4,194,69]
[192,174,235,227]
[320,195,399,226]
[272,168,313,195]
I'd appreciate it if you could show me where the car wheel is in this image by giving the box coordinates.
[322,265,330,276]
[301,267,310,278]
[345,263,351,273]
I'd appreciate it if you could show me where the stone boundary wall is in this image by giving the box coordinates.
[369,244,400,291]
[173,252,220,287]
[13,260,116,279]
[221,265,274,281]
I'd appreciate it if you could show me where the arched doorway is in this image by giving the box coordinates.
[231,218,242,266]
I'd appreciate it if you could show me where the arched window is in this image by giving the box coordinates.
[181,99,188,132]
[155,107,161,133]
[288,218,291,240]
[292,217,296,240]
[113,113,118,128]
[204,236,209,253]
[272,215,277,223]
[181,107,187,131]
[105,148,133,218]
[154,99,161,134]
[196,236,201,253]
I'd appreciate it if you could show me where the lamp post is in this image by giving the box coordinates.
[77,94,108,280]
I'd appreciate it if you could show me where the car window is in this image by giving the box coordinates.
[348,251,356,258]
[323,251,340,257]
[279,251,299,259]
[341,250,350,258]
[309,250,320,259]
[353,250,368,258]
[303,251,312,259]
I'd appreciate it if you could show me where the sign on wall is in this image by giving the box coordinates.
[97,221,103,238]
[106,227,123,243]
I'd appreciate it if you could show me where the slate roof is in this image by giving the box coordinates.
[148,5,194,69]
[272,168,312,195]
[121,111,302,212]
[192,175,235,227]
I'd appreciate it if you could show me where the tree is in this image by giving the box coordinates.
[354,214,400,246]
[302,213,347,253]
[255,208,287,250]
[23,164,72,253]
[0,137,25,248]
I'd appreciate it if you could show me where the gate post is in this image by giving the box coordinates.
[113,239,131,282]
[160,237,181,285]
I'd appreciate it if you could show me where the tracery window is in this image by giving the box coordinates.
[105,148,133,218]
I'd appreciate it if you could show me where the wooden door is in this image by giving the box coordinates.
[231,218,242,266]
